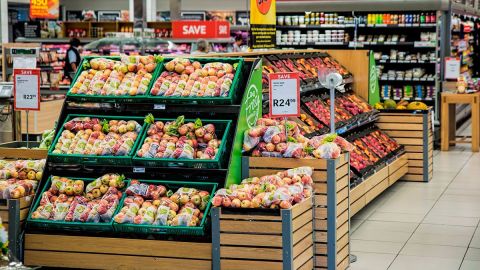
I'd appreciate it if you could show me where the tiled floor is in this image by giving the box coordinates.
[350,145,480,270]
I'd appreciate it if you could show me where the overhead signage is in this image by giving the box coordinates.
[172,21,230,39]
[250,0,276,49]
[30,0,59,19]
[269,72,300,117]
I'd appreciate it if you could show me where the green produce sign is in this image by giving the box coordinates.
[368,51,380,105]
[225,59,263,187]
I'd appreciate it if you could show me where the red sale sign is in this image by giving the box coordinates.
[172,21,230,39]
[269,72,300,117]
[13,69,40,111]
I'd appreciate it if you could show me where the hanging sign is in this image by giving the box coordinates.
[30,0,59,19]
[445,57,461,80]
[250,0,276,49]
[172,21,230,39]
[269,72,300,117]
[13,69,40,111]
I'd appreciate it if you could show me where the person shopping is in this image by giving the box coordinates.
[64,38,81,80]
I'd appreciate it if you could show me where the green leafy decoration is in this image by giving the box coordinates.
[322,133,337,143]
[102,120,110,133]
[287,136,298,143]
[155,55,164,63]
[145,113,155,125]
[194,118,203,129]
[166,190,173,197]
[304,146,314,155]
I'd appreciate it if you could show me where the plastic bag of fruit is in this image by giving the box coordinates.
[153,205,174,226]
[171,207,199,227]
[283,143,305,158]
[313,142,341,159]
[172,144,195,159]
[71,203,91,222]
[86,203,101,223]
[134,204,157,225]
[7,180,36,199]
[64,196,88,222]
[31,203,54,220]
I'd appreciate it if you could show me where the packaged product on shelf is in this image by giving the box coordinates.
[0,159,45,199]
[30,174,125,223]
[68,55,161,97]
[403,85,413,99]
[243,118,352,159]
[52,116,142,157]
[381,85,391,99]
[136,115,228,162]
[114,180,211,227]
[150,58,236,97]
[212,166,313,209]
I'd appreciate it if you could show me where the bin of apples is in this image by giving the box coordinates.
[212,167,313,209]
[0,159,45,199]
[136,115,223,160]
[52,116,142,156]
[113,180,211,227]
[30,174,125,223]
[243,118,352,159]
[150,58,236,97]
[69,55,162,96]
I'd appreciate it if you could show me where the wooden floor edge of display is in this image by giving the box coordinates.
[239,154,350,270]
[377,108,433,182]
[24,233,212,270]
[350,153,408,216]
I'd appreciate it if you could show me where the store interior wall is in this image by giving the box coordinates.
[156,0,248,11]
[60,0,130,11]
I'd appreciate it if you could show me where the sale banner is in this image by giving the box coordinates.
[268,72,300,117]
[13,69,40,111]
[30,0,59,19]
[172,21,230,39]
[250,0,276,49]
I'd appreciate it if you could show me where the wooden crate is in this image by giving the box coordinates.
[0,196,33,261]
[377,109,433,182]
[24,234,211,270]
[349,153,408,216]
[211,197,314,270]
[241,154,349,270]
[0,141,47,159]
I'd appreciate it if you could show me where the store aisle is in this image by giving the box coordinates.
[350,147,480,270]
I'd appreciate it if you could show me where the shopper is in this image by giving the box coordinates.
[65,38,81,80]
[232,34,243,52]
[192,39,209,55]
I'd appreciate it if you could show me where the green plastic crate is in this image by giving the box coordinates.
[66,56,163,103]
[48,114,147,166]
[132,118,232,168]
[146,57,245,105]
[113,180,217,236]
[26,176,128,232]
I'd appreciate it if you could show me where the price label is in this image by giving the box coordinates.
[269,72,300,117]
[133,167,145,173]
[13,69,40,111]
[154,104,166,110]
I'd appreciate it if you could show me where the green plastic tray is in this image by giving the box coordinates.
[26,176,128,232]
[132,118,232,168]
[66,56,163,103]
[146,57,245,105]
[113,180,217,236]
[48,114,147,166]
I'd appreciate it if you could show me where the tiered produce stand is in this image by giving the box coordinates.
[24,55,263,269]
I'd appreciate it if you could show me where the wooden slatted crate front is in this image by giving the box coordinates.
[239,155,349,270]
[1,196,33,261]
[377,109,433,182]
[212,197,314,270]
[24,234,212,270]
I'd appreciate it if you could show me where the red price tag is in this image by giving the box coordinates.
[268,72,300,117]
[13,69,40,111]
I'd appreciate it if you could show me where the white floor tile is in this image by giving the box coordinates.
[348,252,396,270]
[461,260,480,270]
[400,243,467,259]
[423,213,479,227]
[351,221,416,243]
[388,255,463,270]
[351,239,404,254]
[465,248,480,261]
[368,211,425,223]
[408,224,475,247]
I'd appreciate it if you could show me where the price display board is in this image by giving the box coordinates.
[13,69,40,111]
[268,72,300,117]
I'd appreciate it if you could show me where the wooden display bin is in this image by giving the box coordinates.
[1,197,33,261]
[24,234,211,269]
[0,141,47,159]
[240,154,349,270]
[377,109,433,182]
[211,197,314,270]
[350,153,408,216]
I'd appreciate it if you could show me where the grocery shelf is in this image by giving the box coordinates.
[16,37,98,43]
[379,77,436,82]
[277,41,348,46]
[377,59,437,64]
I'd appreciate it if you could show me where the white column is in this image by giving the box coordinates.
[1,0,8,43]
[146,0,156,21]
[129,0,135,22]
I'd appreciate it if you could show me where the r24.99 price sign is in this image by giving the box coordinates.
[13,69,40,111]
[268,72,300,117]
